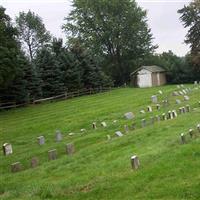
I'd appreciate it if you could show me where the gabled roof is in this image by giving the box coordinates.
[131,65,166,76]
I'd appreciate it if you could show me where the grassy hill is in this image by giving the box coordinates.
[1,85,200,200]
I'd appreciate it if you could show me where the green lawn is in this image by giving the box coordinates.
[1,85,200,200]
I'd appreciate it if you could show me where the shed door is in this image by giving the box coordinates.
[137,73,152,88]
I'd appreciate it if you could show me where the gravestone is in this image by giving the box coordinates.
[167,111,173,119]
[107,135,111,140]
[140,110,145,114]
[124,112,134,120]
[66,143,75,155]
[141,119,146,127]
[115,131,123,137]
[194,81,198,85]
[131,155,140,170]
[3,143,13,156]
[11,162,22,173]
[156,115,160,122]
[172,91,179,96]
[197,124,200,133]
[101,122,107,127]
[189,129,194,138]
[31,157,39,168]
[179,91,184,95]
[181,84,184,88]
[151,95,158,103]
[48,149,57,160]
[37,136,45,145]
[92,122,97,129]
[124,125,129,133]
[55,130,62,142]
[179,107,183,114]
[80,129,86,132]
[113,120,117,123]
[177,85,180,89]
[184,95,190,101]
[172,110,177,118]
[69,132,75,136]
[158,90,163,95]
[176,99,181,104]
[156,104,160,110]
[162,113,167,120]
[182,107,186,113]
[180,133,186,144]
[182,89,187,94]
[162,100,168,107]
[147,106,152,112]
[186,105,191,112]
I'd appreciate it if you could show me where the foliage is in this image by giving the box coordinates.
[15,10,51,61]
[63,0,156,85]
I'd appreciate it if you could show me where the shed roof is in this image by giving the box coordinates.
[131,65,166,76]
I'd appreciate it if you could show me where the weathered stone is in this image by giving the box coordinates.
[37,136,45,145]
[179,107,183,114]
[180,133,186,144]
[182,107,186,113]
[55,130,62,142]
[162,113,167,120]
[156,115,161,122]
[158,90,163,95]
[11,162,22,173]
[176,99,181,104]
[147,106,152,112]
[115,131,123,137]
[186,105,191,112]
[3,143,13,156]
[131,155,140,170]
[184,95,190,101]
[92,122,97,129]
[162,99,168,107]
[141,119,146,127]
[80,129,86,132]
[69,132,75,136]
[156,104,160,110]
[140,110,145,114]
[151,95,158,103]
[48,149,57,160]
[172,91,179,96]
[101,122,107,127]
[66,143,75,155]
[167,111,173,120]
[31,157,39,168]
[124,112,134,120]
[189,129,194,138]
[197,124,200,133]
[172,110,177,118]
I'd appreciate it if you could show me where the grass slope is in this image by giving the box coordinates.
[0,85,200,200]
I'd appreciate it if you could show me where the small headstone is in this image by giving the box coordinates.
[172,91,179,96]
[107,135,111,140]
[113,120,117,123]
[197,124,200,133]
[176,99,181,104]
[11,162,22,173]
[48,149,57,160]
[80,128,86,132]
[172,110,177,118]
[115,131,123,137]
[140,110,145,114]
[162,113,167,120]
[182,107,186,113]
[66,143,75,155]
[179,107,183,114]
[156,104,160,110]
[69,132,75,136]
[131,155,140,170]
[179,91,184,95]
[37,136,45,145]
[181,84,184,88]
[177,85,180,89]
[186,105,191,112]
[182,89,187,94]
[124,125,129,133]
[168,111,173,120]
[158,90,163,95]
[162,100,168,107]
[141,119,146,127]
[189,129,194,138]
[3,143,13,156]
[194,81,198,85]
[156,115,160,122]
[101,122,107,127]
[55,130,62,142]
[92,122,97,129]
[180,133,186,144]
[147,106,152,112]
[124,112,134,120]
[151,95,158,103]
[184,95,190,101]
[31,157,39,168]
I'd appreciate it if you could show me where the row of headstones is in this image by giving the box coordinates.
[4,143,75,173]
[180,124,200,144]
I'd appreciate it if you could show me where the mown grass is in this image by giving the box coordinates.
[0,85,200,200]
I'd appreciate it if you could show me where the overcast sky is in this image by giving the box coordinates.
[1,0,191,56]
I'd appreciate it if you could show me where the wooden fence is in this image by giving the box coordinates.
[0,87,116,110]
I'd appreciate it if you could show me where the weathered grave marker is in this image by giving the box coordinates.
[173,91,179,96]
[124,112,134,120]
[80,129,86,132]
[92,122,97,129]
[182,107,186,113]
[176,99,181,104]
[115,131,123,137]
[158,90,163,95]
[147,106,152,112]
[48,149,57,160]
[156,104,160,110]
[180,133,186,144]
[131,155,140,170]
[66,143,75,155]
[189,129,194,138]
[140,110,145,114]
[37,136,45,145]
[3,143,13,156]
[151,95,158,103]
[186,105,191,112]
[197,124,200,133]
[11,162,22,173]
[101,122,107,127]
[184,95,190,101]
[55,130,62,142]
[162,113,167,120]
[156,115,160,122]
[31,157,39,168]
[69,132,75,136]
[172,110,177,118]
